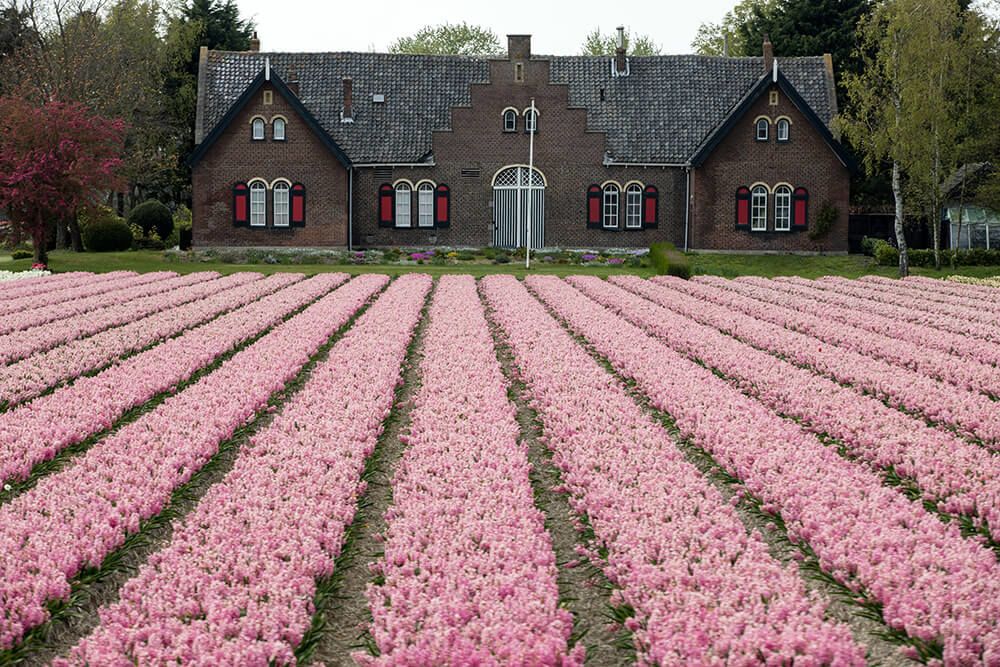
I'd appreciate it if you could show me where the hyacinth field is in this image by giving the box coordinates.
[0,269,998,666]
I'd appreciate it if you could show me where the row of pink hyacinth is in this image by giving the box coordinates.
[0,271,132,317]
[0,273,386,650]
[59,274,429,666]
[0,271,271,406]
[787,276,1000,344]
[0,271,220,365]
[689,276,1000,398]
[734,275,1000,368]
[362,275,577,666]
[482,275,865,666]
[0,271,178,334]
[775,275,1000,345]
[530,275,1000,665]
[0,273,338,487]
[581,275,1000,542]
[821,275,1000,326]
[652,276,1000,448]
[862,274,1000,313]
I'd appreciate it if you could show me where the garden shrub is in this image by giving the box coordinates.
[872,239,899,266]
[128,200,173,240]
[808,202,838,241]
[649,242,691,279]
[860,236,880,256]
[83,218,133,252]
[493,252,511,264]
[167,205,193,249]
[11,248,32,260]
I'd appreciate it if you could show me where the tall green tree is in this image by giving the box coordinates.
[580,27,660,55]
[388,22,501,55]
[692,0,777,56]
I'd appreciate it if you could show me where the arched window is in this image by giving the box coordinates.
[755,118,769,142]
[642,185,659,227]
[503,109,517,133]
[625,183,643,229]
[417,182,435,228]
[602,184,619,229]
[273,117,286,141]
[273,181,290,227]
[251,118,265,141]
[290,183,306,226]
[751,185,768,231]
[524,108,538,134]
[249,181,266,226]
[774,185,791,231]
[776,118,789,142]
[394,182,411,228]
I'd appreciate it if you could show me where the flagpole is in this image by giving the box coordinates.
[525,98,535,270]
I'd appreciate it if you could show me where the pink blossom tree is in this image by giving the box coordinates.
[0,96,126,265]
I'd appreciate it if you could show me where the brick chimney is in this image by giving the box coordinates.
[342,77,353,122]
[762,34,774,74]
[249,31,260,52]
[614,26,627,75]
[507,34,531,60]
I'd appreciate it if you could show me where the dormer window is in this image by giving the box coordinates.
[273,117,286,141]
[524,108,538,134]
[503,109,518,133]
[755,118,769,142]
[251,117,265,141]
[776,118,790,142]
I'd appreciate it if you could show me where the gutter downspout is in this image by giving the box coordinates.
[348,167,354,251]
[683,166,691,252]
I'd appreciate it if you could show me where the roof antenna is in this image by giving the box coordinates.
[265,57,270,81]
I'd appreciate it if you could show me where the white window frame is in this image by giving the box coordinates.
[755,118,769,141]
[524,108,537,134]
[249,181,267,227]
[273,181,290,227]
[503,109,517,132]
[776,118,789,142]
[603,185,619,229]
[252,118,265,141]
[394,183,411,228]
[773,185,791,231]
[417,182,435,228]
[751,186,768,231]
[273,117,286,141]
[625,184,643,229]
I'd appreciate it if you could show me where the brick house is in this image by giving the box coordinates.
[190,33,853,252]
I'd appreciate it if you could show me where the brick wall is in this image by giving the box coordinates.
[690,83,850,253]
[192,84,349,248]
[351,58,685,250]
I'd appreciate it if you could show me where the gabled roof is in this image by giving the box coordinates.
[689,68,854,170]
[943,162,995,199]
[197,51,839,165]
[189,67,351,168]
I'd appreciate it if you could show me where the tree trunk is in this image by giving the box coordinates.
[893,160,909,277]
[68,215,84,252]
[55,218,67,249]
[932,136,941,270]
[32,211,48,266]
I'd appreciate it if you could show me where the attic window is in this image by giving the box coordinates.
[514,62,524,83]
[769,91,779,106]
[263,90,273,105]
[372,94,385,103]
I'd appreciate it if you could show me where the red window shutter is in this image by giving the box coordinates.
[736,187,751,229]
[435,184,450,227]
[290,183,306,227]
[378,184,394,228]
[233,183,249,227]
[643,185,659,228]
[587,185,601,229]
[793,187,809,229]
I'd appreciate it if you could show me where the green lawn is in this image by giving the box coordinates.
[7,249,1000,280]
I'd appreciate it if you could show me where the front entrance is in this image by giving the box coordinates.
[492,165,545,249]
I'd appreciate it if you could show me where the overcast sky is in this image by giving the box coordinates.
[234,0,737,55]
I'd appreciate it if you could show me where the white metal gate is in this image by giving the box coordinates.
[492,166,545,249]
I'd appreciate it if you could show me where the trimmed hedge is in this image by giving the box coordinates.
[11,248,32,260]
[649,242,691,279]
[871,238,1000,267]
[128,200,173,240]
[83,219,133,252]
